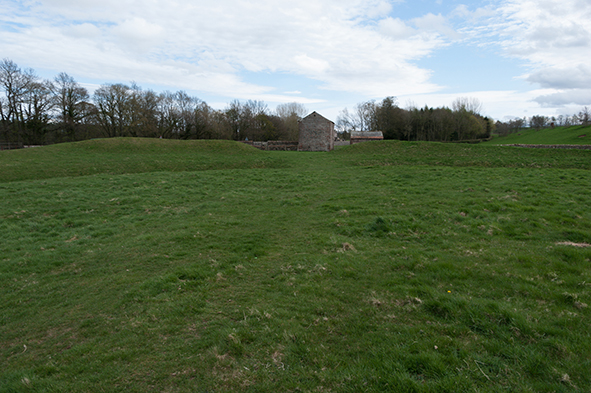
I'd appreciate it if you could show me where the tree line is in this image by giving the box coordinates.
[0,59,307,145]
[494,108,591,136]
[3,58,589,146]
[337,98,590,142]
[336,96,492,142]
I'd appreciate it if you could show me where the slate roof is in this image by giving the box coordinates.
[351,131,383,139]
[301,111,335,124]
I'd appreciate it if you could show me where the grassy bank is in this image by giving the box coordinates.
[1,139,590,392]
[486,125,591,145]
[0,138,286,183]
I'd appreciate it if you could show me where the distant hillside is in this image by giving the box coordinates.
[485,125,591,145]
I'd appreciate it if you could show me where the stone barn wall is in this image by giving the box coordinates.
[298,112,335,152]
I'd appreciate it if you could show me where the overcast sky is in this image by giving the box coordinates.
[2,0,590,121]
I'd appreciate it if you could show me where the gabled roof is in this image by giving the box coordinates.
[301,111,335,124]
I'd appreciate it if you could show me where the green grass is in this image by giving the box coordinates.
[486,125,591,145]
[0,138,286,183]
[1,139,590,392]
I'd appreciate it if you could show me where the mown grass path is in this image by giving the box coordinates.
[1,139,590,392]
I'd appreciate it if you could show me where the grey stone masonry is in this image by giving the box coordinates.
[241,141,299,151]
[298,112,335,152]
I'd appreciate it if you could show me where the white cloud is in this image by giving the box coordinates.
[293,55,331,75]
[477,0,591,109]
[7,0,588,118]
[451,4,496,22]
[400,89,567,120]
[533,89,591,107]
[62,23,102,39]
[493,0,591,68]
[378,17,415,39]
[527,65,591,89]
[362,0,394,19]
[412,13,461,40]
[0,0,450,102]
[111,17,164,52]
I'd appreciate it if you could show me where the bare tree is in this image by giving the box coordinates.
[208,109,233,140]
[22,79,54,144]
[579,106,590,126]
[0,58,37,143]
[128,84,161,137]
[530,115,548,130]
[223,100,268,141]
[509,117,525,133]
[336,107,357,133]
[276,102,307,119]
[224,99,242,140]
[194,100,217,139]
[242,100,269,141]
[0,96,7,138]
[452,97,483,115]
[92,83,133,138]
[157,91,181,139]
[53,72,90,141]
[336,100,378,133]
[355,100,378,131]
[556,115,565,127]
[174,90,197,139]
[275,102,307,141]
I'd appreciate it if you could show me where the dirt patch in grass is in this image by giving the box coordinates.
[556,241,591,247]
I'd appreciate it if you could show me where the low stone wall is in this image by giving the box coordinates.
[241,141,265,150]
[504,144,591,150]
[266,141,299,151]
[241,141,298,151]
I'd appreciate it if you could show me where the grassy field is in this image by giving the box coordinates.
[1,138,590,392]
[486,125,591,145]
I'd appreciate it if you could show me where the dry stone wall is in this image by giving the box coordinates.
[241,141,298,151]
[504,144,591,150]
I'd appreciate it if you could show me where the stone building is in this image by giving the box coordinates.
[298,112,335,152]
[350,131,384,144]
